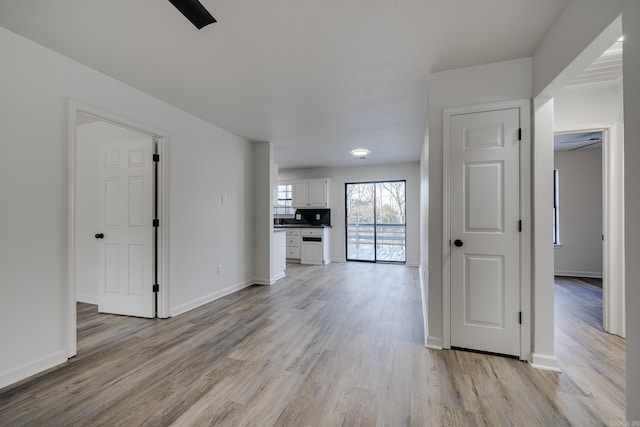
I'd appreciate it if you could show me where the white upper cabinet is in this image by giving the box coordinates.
[292,178,330,208]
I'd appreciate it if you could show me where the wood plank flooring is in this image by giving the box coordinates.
[0,265,626,426]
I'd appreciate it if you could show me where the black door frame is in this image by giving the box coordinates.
[344,180,406,263]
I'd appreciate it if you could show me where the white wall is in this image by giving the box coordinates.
[419,104,430,346]
[252,142,276,285]
[424,58,532,350]
[555,82,624,129]
[532,0,623,97]
[0,26,255,388]
[623,1,640,420]
[279,162,420,266]
[554,148,603,277]
[531,0,640,416]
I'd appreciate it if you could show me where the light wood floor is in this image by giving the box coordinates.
[0,265,626,426]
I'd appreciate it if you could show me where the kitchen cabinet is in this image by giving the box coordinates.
[285,228,301,261]
[292,178,330,208]
[271,229,286,282]
[300,228,330,265]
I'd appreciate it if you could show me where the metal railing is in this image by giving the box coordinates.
[346,223,406,249]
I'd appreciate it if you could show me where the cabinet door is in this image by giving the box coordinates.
[292,179,309,207]
[307,178,327,207]
[301,243,323,265]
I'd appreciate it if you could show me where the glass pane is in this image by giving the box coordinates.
[375,182,406,262]
[346,183,375,261]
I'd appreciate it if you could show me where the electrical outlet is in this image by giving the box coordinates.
[315,214,320,220]
[217,265,222,275]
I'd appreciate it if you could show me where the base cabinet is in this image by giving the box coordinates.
[285,229,301,262]
[301,242,323,265]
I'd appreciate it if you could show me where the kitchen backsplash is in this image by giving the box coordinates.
[276,209,331,226]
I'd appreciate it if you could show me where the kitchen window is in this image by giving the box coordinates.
[274,183,295,216]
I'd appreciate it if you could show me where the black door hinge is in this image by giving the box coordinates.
[518,128,522,141]
[518,220,522,232]
[153,218,160,227]
[153,153,160,162]
[153,284,160,292]
[519,311,522,324]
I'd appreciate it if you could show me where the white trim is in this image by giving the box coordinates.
[554,124,625,337]
[272,272,286,282]
[554,271,603,279]
[170,280,254,317]
[0,350,67,390]
[442,99,532,361]
[519,100,532,362]
[530,353,561,372]
[602,125,626,337]
[253,274,286,285]
[426,336,443,350]
[405,262,420,267]
[67,99,170,358]
[76,294,99,305]
[331,257,347,263]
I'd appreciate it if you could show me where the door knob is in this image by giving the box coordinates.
[454,239,463,247]
[95,233,104,239]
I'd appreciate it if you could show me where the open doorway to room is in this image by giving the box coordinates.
[67,101,169,358]
[552,36,625,338]
[345,180,406,263]
[553,130,605,328]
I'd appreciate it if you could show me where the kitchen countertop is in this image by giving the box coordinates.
[273,228,287,232]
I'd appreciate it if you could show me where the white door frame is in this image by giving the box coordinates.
[67,99,170,358]
[442,99,531,360]
[555,124,625,337]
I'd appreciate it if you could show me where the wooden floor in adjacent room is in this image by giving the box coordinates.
[0,265,626,426]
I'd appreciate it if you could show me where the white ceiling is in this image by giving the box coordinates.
[0,0,569,168]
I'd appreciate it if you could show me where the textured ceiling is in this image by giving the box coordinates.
[0,0,569,167]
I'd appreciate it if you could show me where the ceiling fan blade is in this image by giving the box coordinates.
[168,0,216,29]
[568,141,603,151]
[560,138,603,144]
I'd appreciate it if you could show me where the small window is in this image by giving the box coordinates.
[274,183,295,216]
[553,169,560,245]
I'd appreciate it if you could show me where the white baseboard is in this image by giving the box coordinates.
[76,294,98,305]
[426,336,443,350]
[0,350,67,390]
[331,258,346,263]
[406,262,419,267]
[170,279,254,317]
[530,353,561,372]
[271,272,286,283]
[554,270,602,279]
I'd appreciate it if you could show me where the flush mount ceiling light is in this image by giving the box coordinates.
[351,148,370,159]
[168,0,217,29]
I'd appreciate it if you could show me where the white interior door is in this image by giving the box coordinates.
[97,138,155,318]
[449,108,521,356]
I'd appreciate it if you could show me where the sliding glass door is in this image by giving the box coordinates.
[346,181,406,263]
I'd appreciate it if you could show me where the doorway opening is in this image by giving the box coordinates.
[345,180,406,263]
[67,100,169,359]
[552,36,625,338]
